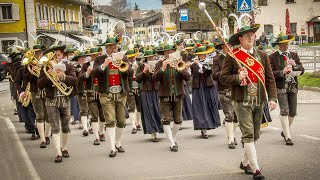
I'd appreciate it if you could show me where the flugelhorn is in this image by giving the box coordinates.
[18,82,31,107]
[22,50,41,77]
[111,51,129,72]
[40,52,74,96]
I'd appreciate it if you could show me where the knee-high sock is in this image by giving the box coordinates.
[44,122,51,137]
[37,122,45,142]
[280,116,291,139]
[115,127,124,147]
[99,121,105,135]
[151,133,157,138]
[225,122,234,144]
[289,116,294,127]
[244,142,260,172]
[135,110,141,126]
[92,122,99,140]
[61,133,69,151]
[106,127,115,151]
[172,123,180,142]
[163,125,175,146]
[129,112,136,129]
[52,133,61,156]
[81,116,88,131]
[242,149,249,166]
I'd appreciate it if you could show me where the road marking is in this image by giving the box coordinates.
[267,126,282,131]
[0,116,15,129]
[300,135,320,141]
[145,170,243,179]
[0,116,41,180]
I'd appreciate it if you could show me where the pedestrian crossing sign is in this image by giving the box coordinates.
[237,0,253,12]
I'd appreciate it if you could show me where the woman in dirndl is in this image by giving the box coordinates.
[136,47,163,142]
[189,43,221,139]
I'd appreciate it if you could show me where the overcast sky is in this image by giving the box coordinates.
[94,0,162,10]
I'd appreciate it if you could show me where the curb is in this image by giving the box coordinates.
[300,86,320,92]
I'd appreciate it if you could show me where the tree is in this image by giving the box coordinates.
[110,0,132,17]
[133,3,140,11]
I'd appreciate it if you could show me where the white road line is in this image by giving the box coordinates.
[267,126,282,131]
[0,116,41,180]
[1,116,15,129]
[300,135,320,141]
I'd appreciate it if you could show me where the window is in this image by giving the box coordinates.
[264,24,273,35]
[290,23,297,34]
[61,9,65,22]
[57,8,61,22]
[68,9,71,22]
[50,6,56,23]
[43,5,49,20]
[0,4,19,21]
[36,3,41,20]
[1,40,16,54]
[258,0,268,6]
[72,10,75,22]
[1,5,12,20]
[286,0,295,3]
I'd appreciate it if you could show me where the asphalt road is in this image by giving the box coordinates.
[0,88,320,180]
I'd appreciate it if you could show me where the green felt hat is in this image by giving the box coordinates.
[71,51,89,61]
[193,44,214,55]
[271,35,295,47]
[156,44,177,55]
[32,44,46,52]
[126,48,139,58]
[43,44,66,55]
[90,47,102,55]
[142,47,156,58]
[229,24,260,46]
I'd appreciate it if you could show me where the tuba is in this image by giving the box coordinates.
[40,52,74,96]
[22,50,41,77]
[18,82,31,107]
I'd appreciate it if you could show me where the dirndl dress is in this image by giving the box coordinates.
[182,84,193,121]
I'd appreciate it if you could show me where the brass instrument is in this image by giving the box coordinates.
[22,50,41,77]
[111,52,129,72]
[18,82,31,107]
[40,52,74,96]
[143,60,157,73]
[169,57,186,71]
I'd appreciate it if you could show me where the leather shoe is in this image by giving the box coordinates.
[45,137,50,145]
[115,146,125,153]
[93,139,100,145]
[228,142,236,149]
[131,128,137,134]
[54,155,62,163]
[136,125,142,131]
[109,150,117,157]
[240,162,253,175]
[253,170,265,180]
[89,128,93,134]
[170,145,178,152]
[40,141,46,148]
[83,130,89,136]
[286,138,294,145]
[234,137,238,145]
[62,150,69,158]
[152,137,158,142]
[281,131,286,141]
[99,134,106,141]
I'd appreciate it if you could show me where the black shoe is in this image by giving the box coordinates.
[253,170,265,180]
[170,145,179,152]
[62,150,69,158]
[234,137,238,145]
[14,111,18,115]
[40,141,46,148]
[240,162,253,175]
[93,139,100,145]
[89,128,93,134]
[201,131,209,139]
[55,155,62,163]
[99,134,106,141]
[286,138,294,145]
[71,121,77,125]
[83,130,89,136]
[45,137,50,145]
[131,128,137,134]
[115,146,125,153]
[152,138,158,142]
[136,125,142,131]
[109,150,117,157]
[31,134,38,140]
[281,131,286,141]
[228,142,236,149]
[175,142,178,148]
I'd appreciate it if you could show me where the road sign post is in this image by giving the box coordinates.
[237,0,253,13]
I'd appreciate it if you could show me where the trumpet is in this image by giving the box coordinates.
[112,58,129,72]
[22,50,41,77]
[143,60,157,73]
[169,58,187,71]
[18,82,31,107]
[40,52,74,96]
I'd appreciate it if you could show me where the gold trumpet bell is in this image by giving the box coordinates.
[119,62,129,72]
[176,60,186,71]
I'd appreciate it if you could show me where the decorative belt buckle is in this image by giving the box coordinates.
[247,83,258,97]
[109,86,122,94]
[163,97,170,102]
[132,81,139,89]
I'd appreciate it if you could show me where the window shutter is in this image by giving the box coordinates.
[12,4,20,20]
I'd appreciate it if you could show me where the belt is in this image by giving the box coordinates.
[109,85,122,94]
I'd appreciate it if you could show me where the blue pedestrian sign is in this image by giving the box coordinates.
[179,9,188,22]
[237,0,253,12]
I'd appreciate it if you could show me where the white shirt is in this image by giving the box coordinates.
[240,46,254,54]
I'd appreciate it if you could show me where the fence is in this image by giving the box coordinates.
[288,45,320,72]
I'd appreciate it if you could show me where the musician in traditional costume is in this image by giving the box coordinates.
[125,45,142,134]
[213,40,239,149]
[5,50,19,116]
[92,35,133,157]
[38,45,78,163]
[220,24,277,179]
[153,43,191,152]
[79,47,106,145]
[24,44,51,148]
[72,51,90,136]
[269,35,304,145]
[136,47,163,142]
[189,44,220,139]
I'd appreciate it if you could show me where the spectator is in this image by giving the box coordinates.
[259,32,268,51]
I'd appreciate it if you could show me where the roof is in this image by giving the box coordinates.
[134,11,163,27]
[130,10,161,22]
[93,5,128,21]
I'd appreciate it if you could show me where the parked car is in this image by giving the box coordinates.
[0,53,9,82]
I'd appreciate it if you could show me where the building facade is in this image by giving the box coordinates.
[256,0,320,42]
[0,0,26,53]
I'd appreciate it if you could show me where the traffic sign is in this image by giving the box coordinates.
[237,0,253,12]
[179,9,188,22]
